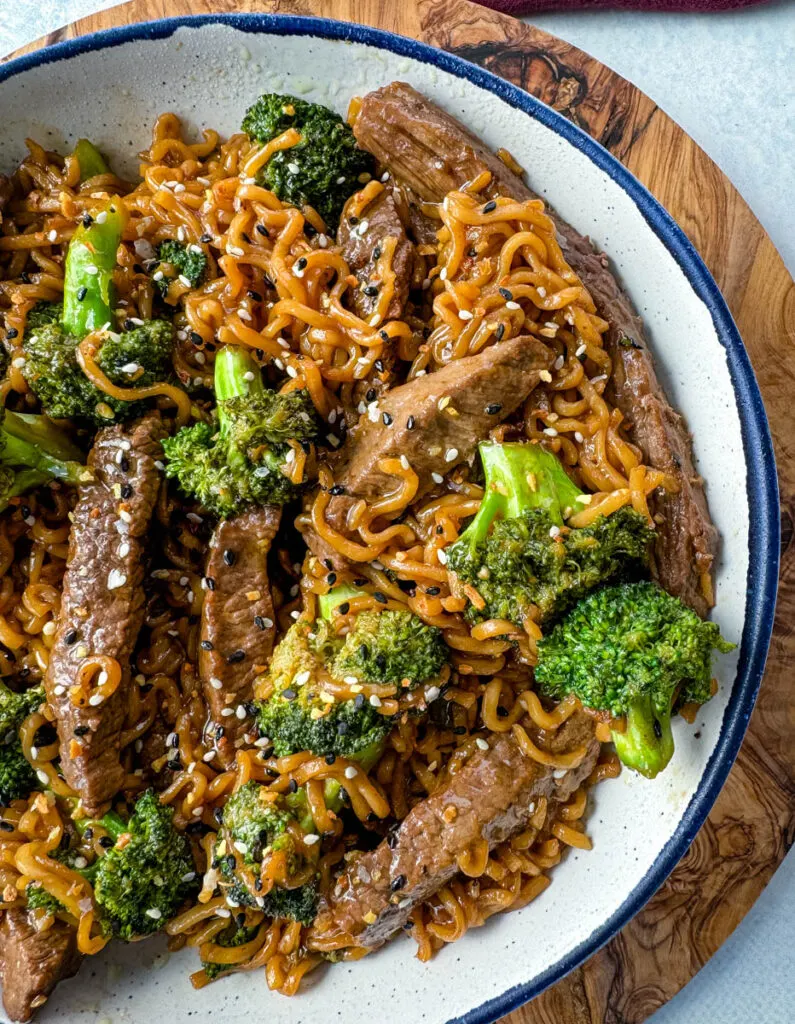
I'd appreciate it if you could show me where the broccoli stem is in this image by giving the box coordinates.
[213,346,265,407]
[611,693,675,780]
[317,584,364,621]
[3,411,84,463]
[71,139,110,181]
[474,442,586,537]
[0,431,84,484]
[62,200,126,338]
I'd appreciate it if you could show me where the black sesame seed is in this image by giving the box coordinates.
[363,284,379,297]
[241,232,251,245]
[354,578,368,587]
[6,328,18,340]
[73,725,90,737]
[120,484,133,499]
[168,734,180,748]
[140,683,153,694]
[373,246,382,260]
[64,629,78,646]
[226,650,245,664]
[123,318,135,331]
[325,753,336,765]
[119,455,130,472]
[254,616,267,630]
[191,331,203,346]
[436,525,444,535]
[495,323,505,341]
[0,821,15,832]
[223,549,236,566]
[323,558,334,570]
[499,287,513,301]
[337,602,350,615]
[77,286,88,302]
[426,587,441,596]
[337,721,349,735]
[374,359,385,373]
[283,689,297,701]
[348,216,359,226]
[187,821,207,836]
[329,485,345,496]
[287,779,298,794]
[373,591,388,604]
[354,694,365,710]
[296,257,307,271]
[254,877,263,891]
[133,263,145,274]
[204,577,216,591]
[365,388,377,403]
[82,213,93,228]
[382,412,393,426]
[482,200,497,213]
[378,330,389,342]
[326,572,337,585]
[375,654,386,672]
[255,224,268,237]
[167,758,182,771]
[211,807,224,825]
[200,233,213,243]
[390,874,407,891]
[200,640,214,651]
[225,854,237,871]
[406,416,415,430]
[486,403,502,415]
[304,222,317,238]
[497,706,509,718]
[387,825,400,849]
[248,290,262,302]
[453,726,468,735]
[98,835,114,848]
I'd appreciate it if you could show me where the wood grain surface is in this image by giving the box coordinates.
[6,2,794,1022]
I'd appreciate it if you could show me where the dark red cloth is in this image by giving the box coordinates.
[477,0,768,13]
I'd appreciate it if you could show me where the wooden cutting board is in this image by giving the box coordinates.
[7,2,795,1022]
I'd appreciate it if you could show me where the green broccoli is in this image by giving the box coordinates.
[162,345,318,516]
[202,920,260,981]
[26,882,64,916]
[446,442,654,628]
[331,610,447,687]
[152,240,207,301]
[22,200,176,425]
[0,683,44,806]
[71,139,110,181]
[535,581,735,779]
[92,790,197,940]
[256,620,392,760]
[0,407,87,512]
[219,781,318,925]
[241,94,374,228]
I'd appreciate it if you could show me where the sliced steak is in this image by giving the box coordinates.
[44,413,165,816]
[302,334,552,569]
[199,507,281,767]
[312,712,599,948]
[0,909,82,1022]
[338,187,415,323]
[354,82,717,615]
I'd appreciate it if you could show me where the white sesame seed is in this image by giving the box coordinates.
[216,908,231,919]
[47,229,58,242]
[227,245,245,257]
[505,300,520,310]
[36,770,50,785]
[344,766,358,779]
[286,365,298,379]
[89,693,104,706]
[85,264,99,275]
[42,621,56,636]
[475,738,489,751]
[145,907,163,920]
[424,686,441,703]
[539,370,553,383]
[295,670,311,686]
[221,708,234,717]
[95,210,108,224]
[336,175,346,185]
[576,344,587,357]
[554,355,565,370]
[458,309,473,321]
[549,525,561,539]
[437,548,448,565]
[11,357,26,369]
[53,685,65,697]
[235,705,247,720]
[154,460,165,471]
[107,569,127,589]
[369,694,382,708]
[553,768,568,780]
[233,841,249,854]
[317,234,329,249]
[439,267,448,281]
[304,833,320,846]
[29,746,39,760]
[191,805,204,817]
[178,274,192,288]
[177,226,186,242]
[575,431,584,443]
[173,183,186,194]
[73,855,88,869]
[444,448,459,462]
[543,427,558,437]
[431,471,444,484]
[576,493,593,505]
[152,270,165,282]
[399,455,410,471]
[202,750,216,762]
[238,308,253,322]
[181,871,197,883]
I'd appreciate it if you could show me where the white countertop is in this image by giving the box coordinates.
[1,2,793,1022]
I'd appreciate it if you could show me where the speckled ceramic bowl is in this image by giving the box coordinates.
[0,15,779,1024]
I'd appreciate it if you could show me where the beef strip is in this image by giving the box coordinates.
[44,413,165,816]
[313,712,599,948]
[302,334,553,569]
[354,82,717,616]
[199,507,281,767]
[0,909,81,1022]
[338,187,415,323]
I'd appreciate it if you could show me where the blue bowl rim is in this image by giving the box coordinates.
[0,13,781,1024]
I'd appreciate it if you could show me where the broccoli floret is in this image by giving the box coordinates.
[0,683,46,806]
[256,883,317,926]
[163,345,318,516]
[152,240,207,301]
[331,610,447,687]
[535,581,735,779]
[202,920,260,981]
[241,94,374,228]
[222,781,293,865]
[0,407,87,512]
[23,319,174,426]
[26,882,63,916]
[22,200,176,425]
[446,442,654,627]
[92,790,197,940]
[0,682,45,734]
[256,620,391,759]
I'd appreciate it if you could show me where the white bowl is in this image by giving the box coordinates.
[0,15,779,1024]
